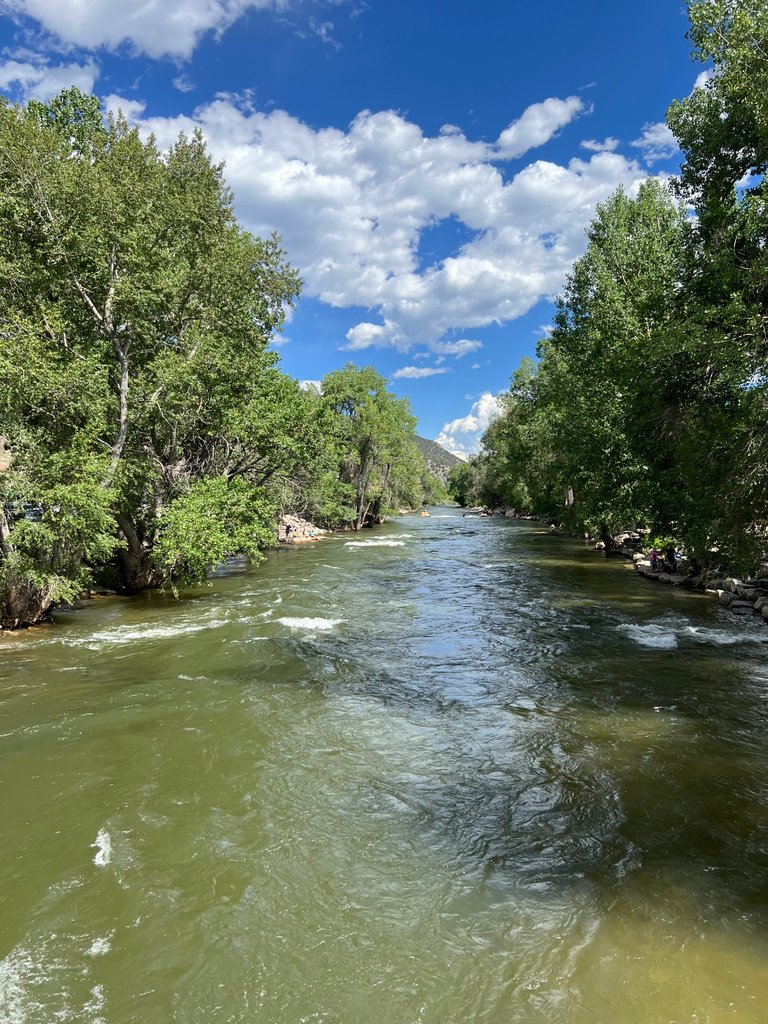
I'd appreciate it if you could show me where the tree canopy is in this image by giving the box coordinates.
[466,2,768,571]
[0,87,305,621]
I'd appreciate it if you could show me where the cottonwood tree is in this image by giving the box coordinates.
[0,88,304,620]
[320,364,423,529]
[667,0,768,564]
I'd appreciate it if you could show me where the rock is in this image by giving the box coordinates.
[737,585,759,601]
[718,590,734,606]
[658,572,671,583]
[730,600,755,613]
[633,552,645,563]
[763,605,768,622]
[755,596,768,612]
[725,578,742,593]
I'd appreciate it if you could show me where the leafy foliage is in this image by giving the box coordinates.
[320,364,425,528]
[0,87,304,622]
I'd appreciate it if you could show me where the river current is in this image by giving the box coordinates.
[2,510,768,1023]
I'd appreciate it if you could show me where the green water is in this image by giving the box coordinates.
[2,511,768,1023]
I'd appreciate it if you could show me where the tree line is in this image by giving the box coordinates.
[450,0,768,573]
[0,89,445,629]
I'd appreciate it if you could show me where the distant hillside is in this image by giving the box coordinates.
[415,435,464,482]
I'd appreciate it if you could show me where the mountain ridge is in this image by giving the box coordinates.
[415,435,464,482]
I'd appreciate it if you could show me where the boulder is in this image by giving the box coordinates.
[730,599,755,613]
[755,595,768,612]
[763,605,768,622]
[725,578,742,593]
[718,590,734,606]
[737,585,759,601]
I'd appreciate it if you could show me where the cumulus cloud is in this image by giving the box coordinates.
[0,56,99,101]
[580,137,619,153]
[4,0,286,60]
[693,70,714,91]
[495,96,585,159]
[435,392,502,456]
[631,122,678,164]
[392,366,451,379]
[95,93,650,354]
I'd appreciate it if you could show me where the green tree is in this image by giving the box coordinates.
[526,182,687,542]
[666,0,768,566]
[320,364,423,529]
[0,88,304,622]
[447,461,477,508]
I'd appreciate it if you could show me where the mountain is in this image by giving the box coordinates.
[415,435,465,482]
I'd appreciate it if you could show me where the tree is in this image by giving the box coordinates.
[533,181,687,542]
[0,88,304,622]
[666,0,768,566]
[447,461,478,508]
[320,364,423,529]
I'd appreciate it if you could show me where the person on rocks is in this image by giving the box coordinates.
[650,546,659,572]
[665,543,677,573]
[285,524,293,544]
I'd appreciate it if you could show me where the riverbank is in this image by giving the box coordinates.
[496,508,768,630]
[278,514,327,545]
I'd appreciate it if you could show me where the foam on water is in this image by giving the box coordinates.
[0,939,106,1024]
[618,614,767,650]
[56,618,230,650]
[91,829,111,867]
[616,623,679,649]
[344,540,405,548]
[277,617,344,631]
[680,624,768,646]
[86,936,111,957]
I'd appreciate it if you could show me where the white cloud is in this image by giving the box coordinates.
[5,0,283,60]
[631,122,678,164]
[172,75,196,94]
[0,56,99,101]
[580,137,619,153]
[94,94,651,354]
[392,366,451,379]
[435,392,502,456]
[299,379,322,392]
[495,96,584,159]
[693,70,714,91]
[430,338,482,358]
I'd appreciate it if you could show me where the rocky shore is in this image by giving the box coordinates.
[277,514,327,544]
[634,559,768,624]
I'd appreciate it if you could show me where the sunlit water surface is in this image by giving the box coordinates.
[2,512,768,1023]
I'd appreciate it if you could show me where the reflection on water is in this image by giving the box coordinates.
[1,511,768,1023]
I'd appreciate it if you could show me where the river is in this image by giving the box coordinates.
[2,510,768,1023]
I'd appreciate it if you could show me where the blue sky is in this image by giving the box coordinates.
[0,1,701,454]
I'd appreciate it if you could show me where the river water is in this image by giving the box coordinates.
[2,511,768,1023]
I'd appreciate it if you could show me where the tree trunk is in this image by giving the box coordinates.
[1,577,55,630]
[115,513,163,591]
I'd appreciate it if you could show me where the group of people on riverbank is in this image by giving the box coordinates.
[278,516,323,544]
